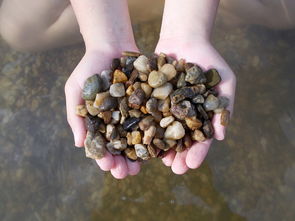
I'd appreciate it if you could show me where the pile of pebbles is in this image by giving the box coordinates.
[75,51,230,161]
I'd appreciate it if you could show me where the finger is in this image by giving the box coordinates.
[126,157,141,176]
[162,149,176,167]
[110,155,128,179]
[65,80,86,147]
[95,151,115,171]
[171,149,189,175]
[186,139,212,169]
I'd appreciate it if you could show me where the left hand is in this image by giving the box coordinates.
[155,38,236,174]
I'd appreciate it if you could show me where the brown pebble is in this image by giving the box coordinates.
[125,69,139,87]
[106,124,119,141]
[147,144,158,158]
[175,139,185,152]
[184,134,193,148]
[128,88,145,109]
[185,116,202,130]
[192,130,206,142]
[155,126,165,139]
[106,143,121,155]
[111,58,120,71]
[122,51,141,57]
[128,109,142,118]
[158,97,170,113]
[146,98,158,114]
[124,147,138,161]
[98,111,112,124]
[171,100,196,120]
[165,139,177,149]
[76,105,88,117]
[112,138,127,151]
[126,85,134,96]
[140,106,148,114]
[86,134,106,159]
[143,125,156,145]
[221,109,230,126]
[139,115,155,131]
[203,120,214,138]
[175,59,186,72]
[113,69,128,83]
[148,54,158,71]
[85,100,99,116]
[153,138,167,150]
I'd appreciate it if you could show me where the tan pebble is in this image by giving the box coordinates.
[126,132,133,145]
[153,138,167,150]
[139,115,155,131]
[164,121,185,140]
[133,81,142,89]
[139,72,148,81]
[143,125,156,145]
[157,53,166,69]
[152,83,173,100]
[221,109,230,126]
[184,134,193,148]
[133,55,150,74]
[98,111,112,124]
[158,97,170,112]
[131,131,142,145]
[122,51,141,57]
[112,139,127,150]
[175,58,186,72]
[113,69,128,83]
[175,139,185,152]
[140,106,148,114]
[148,71,167,88]
[160,116,175,128]
[76,105,88,117]
[165,139,177,149]
[160,64,177,81]
[126,85,134,96]
[93,92,110,108]
[129,109,142,118]
[185,117,202,130]
[124,147,138,161]
[192,130,206,142]
[141,83,153,97]
[134,144,150,160]
[163,112,172,117]
[85,100,99,116]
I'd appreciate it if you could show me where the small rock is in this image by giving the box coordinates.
[139,115,155,131]
[131,131,142,145]
[120,56,127,68]
[82,74,103,100]
[175,139,185,152]
[134,144,150,160]
[126,85,134,96]
[133,82,142,89]
[141,83,153,97]
[164,121,185,140]
[100,70,113,91]
[111,111,121,124]
[175,59,186,72]
[166,56,176,64]
[113,69,128,83]
[124,147,138,161]
[147,144,157,158]
[153,138,167,150]
[106,143,121,155]
[185,65,206,84]
[204,69,221,88]
[123,57,137,77]
[192,130,206,142]
[106,124,119,141]
[158,97,170,113]
[152,83,173,100]
[128,109,142,118]
[84,131,94,150]
[157,53,167,69]
[165,139,177,149]
[126,69,139,87]
[184,134,193,148]
[85,100,99,116]
[203,120,214,138]
[128,88,145,109]
[148,71,167,88]
[146,98,158,114]
[177,72,187,88]
[112,139,127,150]
[185,116,202,130]
[192,95,205,104]
[122,51,141,57]
[98,111,112,124]
[160,64,177,81]
[111,58,120,71]
[133,55,149,74]
[85,114,102,133]
[151,111,162,123]
[143,125,156,145]
[86,133,106,159]
[204,94,219,111]
[155,125,165,139]
[148,54,158,71]
[171,100,196,120]
[139,72,148,81]
[93,92,118,111]
[140,106,148,114]
[170,86,204,104]
[197,105,209,120]
[123,117,141,131]
[163,112,172,117]
[221,109,230,126]
[110,83,125,97]
[160,116,175,128]
[76,105,88,117]
[119,97,129,122]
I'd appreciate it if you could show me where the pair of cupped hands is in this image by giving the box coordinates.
[64,38,236,179]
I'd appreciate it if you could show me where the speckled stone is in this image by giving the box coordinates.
[76,105,88,117]
[153,138,167,150]
[185,65,206,85]
[146,98,158,114]
[110,83,125,97]
[86,134,106,159]
[158,97,170,113]
[170,86,204,104]
[185,117,202,130]
[152,83,173,100]
[128,88,145,109]
[85,100,99,116]
[192,95,205,104]
[122,51,141,57]
[124,147,137,161]
[148,70,167,88]
[147,144,157,158]
[82,74,103,100]
[93,92,118,111]
[112,139,127,151]
[131,131,142,145]
[171,100,196,120]
[106,124,119,141]
[106,143,121,155]
[135,144,150,160]
[177,72,187,88]
[85,114,102,133]
[139,115,155,131]
[164,121,185,140]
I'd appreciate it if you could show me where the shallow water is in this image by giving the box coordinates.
[0,12,295,221]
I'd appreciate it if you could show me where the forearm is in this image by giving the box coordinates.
[70,0,136,51]
[160,0,220,43]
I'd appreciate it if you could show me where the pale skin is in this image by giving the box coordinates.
[0,0,293,179]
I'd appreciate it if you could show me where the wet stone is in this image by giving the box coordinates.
[124,147,138,161]
[148,71,167,88]
[113,69,128,83]
[164,121,185,140]
[160,64,177,81]
[177,72,187,88]
[203,120,214,139]
[128,88,145,109]
[192,95,205,104]
[171,100,196,120]
[82,74,103,100]
[204,69,221,88]
[85,114,102,133]
[152,83,173,100]
[192,130,206,142]
[204,94,220,111]
[76,105,88,117]
[185,65,206,85]
[135,144,150,160]
[93,92,118,111]
[110,83,125,97]
[123,117,141,131]
[221,109,230,126]
[133,55,149,74]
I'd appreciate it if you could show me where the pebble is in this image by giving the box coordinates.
[128,88,145,109]
[148,54,158,71]
[106,124,119,141]
[157,53,167,69]
[98,111,112,124]
[165,139,177,149]
[76,105,88,117]
[141,83,153,97]
[123,117,141,131]
[221,109,230,126]
[126,69,139,87]
[197,105,209,120]
[131,131,142,145]
[122,51,141,57]
[177,72,187,88]
[119,97,129,123]
[184,134,193,148]
[124,147,138,161]
[185,65,206,84]
[192,130,206,142]
[146,98,158,114]
[160,64,177,81]
[133,55,150,74]
[142,125,156,145]
[185,116,202,130]
[218,96,230,109]
[171,100,196,120]
[155,126,165,139]
[120,56,127,68]
[204,69,221,88]
[128,109,142,118]
[110,83,125,97]
[93,92,118,111]
[138,72,148,81]
[111,58,120,71]
[85,114,102,133]
[175,59,185,72]
[106,143,121,155]
[134,144,150,160]
[147,144,157,158]
[160,116,175,128]
[113,69,128,83]
[84,131,93,153]
[192,95,205,104]
[85,133,106,159]
[164,121,185,140]
[126,85,134,96]
[133,82,142,89]
[82,74,103,100]
[140,105,148,114]
[175,139,185,152]
[112,139,127,150]
[139,115,155,131]
[152,83,173,100]
[85,100,99,116]
[204,94,220,111]
[203,120,214,138]
[100,70,113,91]
[111,111,121,124]
[148,71,167,88]
[158,97,170,113]
[170,86,203,104]
[153,138,167,150]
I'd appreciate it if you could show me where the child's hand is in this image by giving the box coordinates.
[65,48,141,179]
[155,38,236,174]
